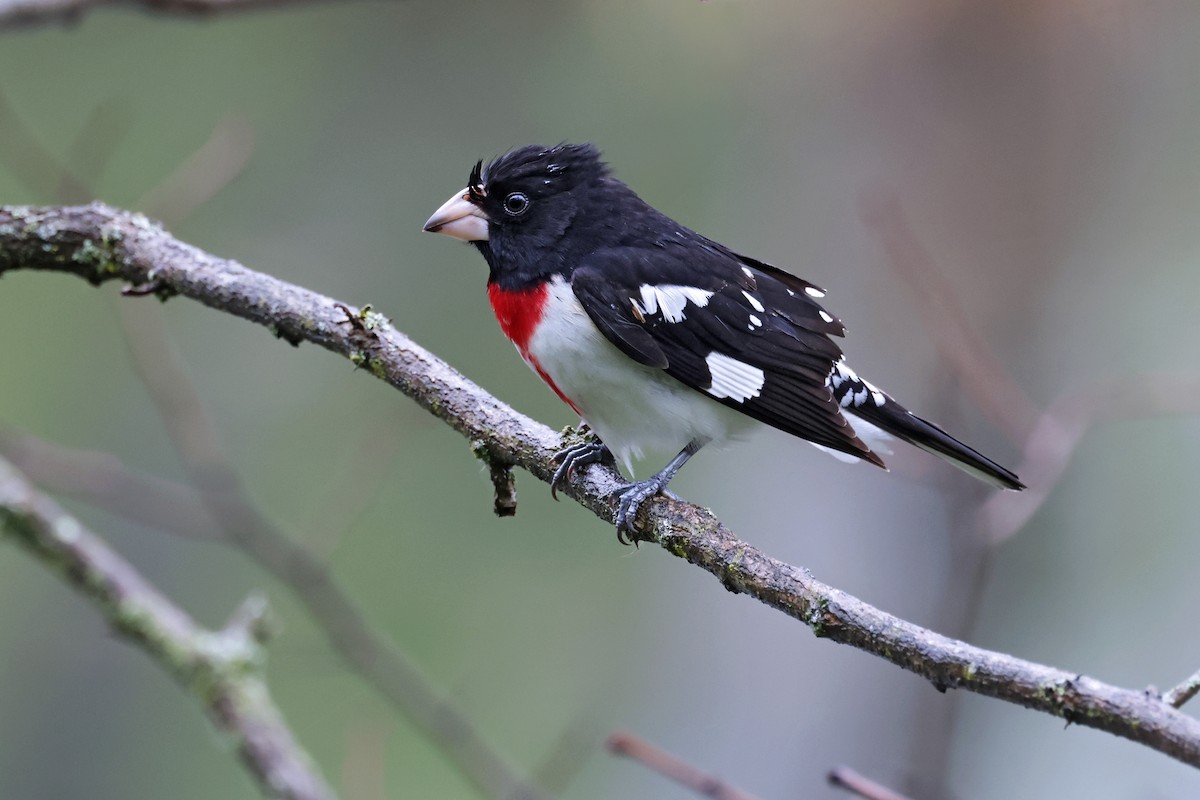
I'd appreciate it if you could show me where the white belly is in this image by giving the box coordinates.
[523,276,754,473]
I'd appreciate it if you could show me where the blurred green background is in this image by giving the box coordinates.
[2,1,1200,798]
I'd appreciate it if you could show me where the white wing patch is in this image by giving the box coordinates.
[704,352,765,403]
[633,284,714,323]
[805,286,826,298]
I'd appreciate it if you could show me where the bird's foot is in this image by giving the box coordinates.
[608,438,706,544]
[550,438,612,500]
[610,476,670,545]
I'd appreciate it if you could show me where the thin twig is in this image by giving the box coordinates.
[0,91,92,200]
[0,0,347,28]
[828,766,913,800]
[860,193,1039,444]
[137,114,256,226]
[1165,669,1200,710]
[0,429,225,538]
[59,100,132,202]
[978,372,1200,545]
[474,440,519,516]
[0,456,334,800]
[3,203,1200,769]
[607,731,760,800]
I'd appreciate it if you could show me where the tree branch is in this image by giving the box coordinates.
[859,193,1040,443]
[3,202,1199,769]
[1165,669,1200,710]
[0,455,335,800]
[606,731,759,800]
[978,371,1200,544]
[0,0,342,28]
[827,766,913,800]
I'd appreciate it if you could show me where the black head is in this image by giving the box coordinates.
[424,143,632,288]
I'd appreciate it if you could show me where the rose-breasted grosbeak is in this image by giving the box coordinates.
[424,143,1023,540]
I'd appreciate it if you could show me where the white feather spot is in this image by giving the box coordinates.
[741,291,765,312]
[862,378,886,405]
[827,359,856,388]
[819,310,834,323]
[741,266,754,279]
[705,352,765,403]
[786,288,795,296]
[635,284,714,323]
[748,314,762,329]
[805,286,826,298]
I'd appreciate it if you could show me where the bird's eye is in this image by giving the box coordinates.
[503,192,530,216]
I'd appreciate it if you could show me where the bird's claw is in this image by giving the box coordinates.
[611,478,667,545]
[550,439,611,500]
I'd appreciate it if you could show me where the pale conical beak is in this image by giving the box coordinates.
[423,189,489,242]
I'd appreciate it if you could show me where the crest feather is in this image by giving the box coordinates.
[479,143,608,188]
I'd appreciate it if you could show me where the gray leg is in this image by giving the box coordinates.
[612,438,707,544]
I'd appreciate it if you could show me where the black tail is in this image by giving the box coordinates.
[851,400,1025,491]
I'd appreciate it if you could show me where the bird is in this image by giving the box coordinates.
[423,143,1023,541]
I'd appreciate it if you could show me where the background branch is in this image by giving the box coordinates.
[859,194,1039,444]
[606,731,760,800]
[3,202,1200,770]
[0,417,556,800]
[0,0,341,28]
[110,304,552,800]
[0,97,555,800]
[978,372,1200,544]
[864,191,1200,797]
[827,766,914,800]
[0,455,335,800]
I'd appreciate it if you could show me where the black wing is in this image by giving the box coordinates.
[571,243,884,465]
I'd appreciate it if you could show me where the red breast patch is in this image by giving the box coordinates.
[487,282,548,355]
[487,282,581,415]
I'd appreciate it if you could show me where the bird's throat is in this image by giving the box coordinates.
[487,282,548,355]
